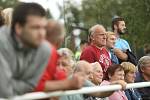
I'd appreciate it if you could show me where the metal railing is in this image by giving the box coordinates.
[1,81,150,100]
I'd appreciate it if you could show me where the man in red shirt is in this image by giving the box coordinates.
[80,24,112,74]
[35,20,85,92]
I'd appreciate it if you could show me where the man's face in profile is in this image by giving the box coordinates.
[117,21,126,34]
[17,15,47,48]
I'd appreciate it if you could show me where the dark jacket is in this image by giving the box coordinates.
[135,72,150,100]
[125,88,141,100]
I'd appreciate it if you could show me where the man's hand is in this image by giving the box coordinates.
[68,72,85,90]
[113,48,128,60]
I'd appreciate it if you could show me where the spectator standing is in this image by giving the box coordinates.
[106,31,119,64]
[112,17,129,61]
[80,24,112,75]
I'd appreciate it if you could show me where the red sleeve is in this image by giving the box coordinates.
[80,46,96,63]
[54,69,67,80]
[35,46,58,91]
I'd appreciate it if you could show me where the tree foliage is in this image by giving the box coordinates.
[62,0,150,57]
[0,0,18,9]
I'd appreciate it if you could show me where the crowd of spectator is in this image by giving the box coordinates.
[0,2,150,100]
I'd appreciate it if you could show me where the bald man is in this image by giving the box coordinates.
[46,19,65,49]
[60,60,127,100]
[35,20,84,92]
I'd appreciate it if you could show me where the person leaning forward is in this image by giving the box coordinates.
[0,3,51,98]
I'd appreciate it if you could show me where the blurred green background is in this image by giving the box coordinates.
[1,0,150,59]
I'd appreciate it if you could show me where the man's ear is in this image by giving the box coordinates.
[89,74,93,79]
[114,24,118,30]
[90,34,94,41]
[108,73,112,79]
[140,67,144,73]
[15,23,22,36]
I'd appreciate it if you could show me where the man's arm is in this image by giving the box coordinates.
[80,48,96,63]
[88,80,127,98]
[0,55,13,97]
[113,48,128,61]
[0,53,34,97]
[44,73,85,92]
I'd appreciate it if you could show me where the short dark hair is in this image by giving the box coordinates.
[112,17,124,31]
[144,43,150,54]
[11,2,46,33]
[80,40,88,45]
[105,64,124,80]
[0,9,4,27]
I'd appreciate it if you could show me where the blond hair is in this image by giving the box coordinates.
[89,24,104,35]
[57,48,75,67]
[2,8,13,26]
[121,62,137,74]
[91,62,102,72]
[106,31,115,38]
[88,24,104,42]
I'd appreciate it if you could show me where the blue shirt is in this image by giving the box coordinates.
[109,49,119,64]
[115,38,131,52]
